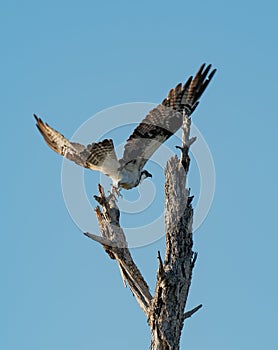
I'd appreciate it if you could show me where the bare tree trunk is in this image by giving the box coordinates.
[147,113,200,349]
[148,156,199,350]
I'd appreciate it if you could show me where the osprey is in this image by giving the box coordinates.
[35,64,216,191]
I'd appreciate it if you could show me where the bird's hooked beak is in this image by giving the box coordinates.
[140,170,152,181]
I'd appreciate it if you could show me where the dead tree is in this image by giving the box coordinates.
[84,104,212,349]
[34,63,216,349]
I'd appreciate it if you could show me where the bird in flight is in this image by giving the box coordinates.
[35,63,216,191]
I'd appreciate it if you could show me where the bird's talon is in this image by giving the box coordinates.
[111,186,122,198]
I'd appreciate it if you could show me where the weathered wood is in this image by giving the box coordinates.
[148,154,197,350]
[84,184,152,315]
[176,107,196,173]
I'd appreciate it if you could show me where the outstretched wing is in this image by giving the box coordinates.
[120,63,216,170]
[34,115,119,177]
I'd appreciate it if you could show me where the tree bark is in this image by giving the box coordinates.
[148,156,198,350]
[146,110,199,349]
[84,185,152,315]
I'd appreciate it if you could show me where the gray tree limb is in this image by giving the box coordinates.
[148,154,196,350]
[84,184,152,315]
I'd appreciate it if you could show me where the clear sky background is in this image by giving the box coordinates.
[1,0,278,349]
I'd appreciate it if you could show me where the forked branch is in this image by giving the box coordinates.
[84,185,152,315]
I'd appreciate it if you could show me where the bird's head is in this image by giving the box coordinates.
[140,170,152,183]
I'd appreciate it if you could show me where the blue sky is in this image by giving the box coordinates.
[1,0,278,349]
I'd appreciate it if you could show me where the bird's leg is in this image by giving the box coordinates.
[110,185,123,198]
